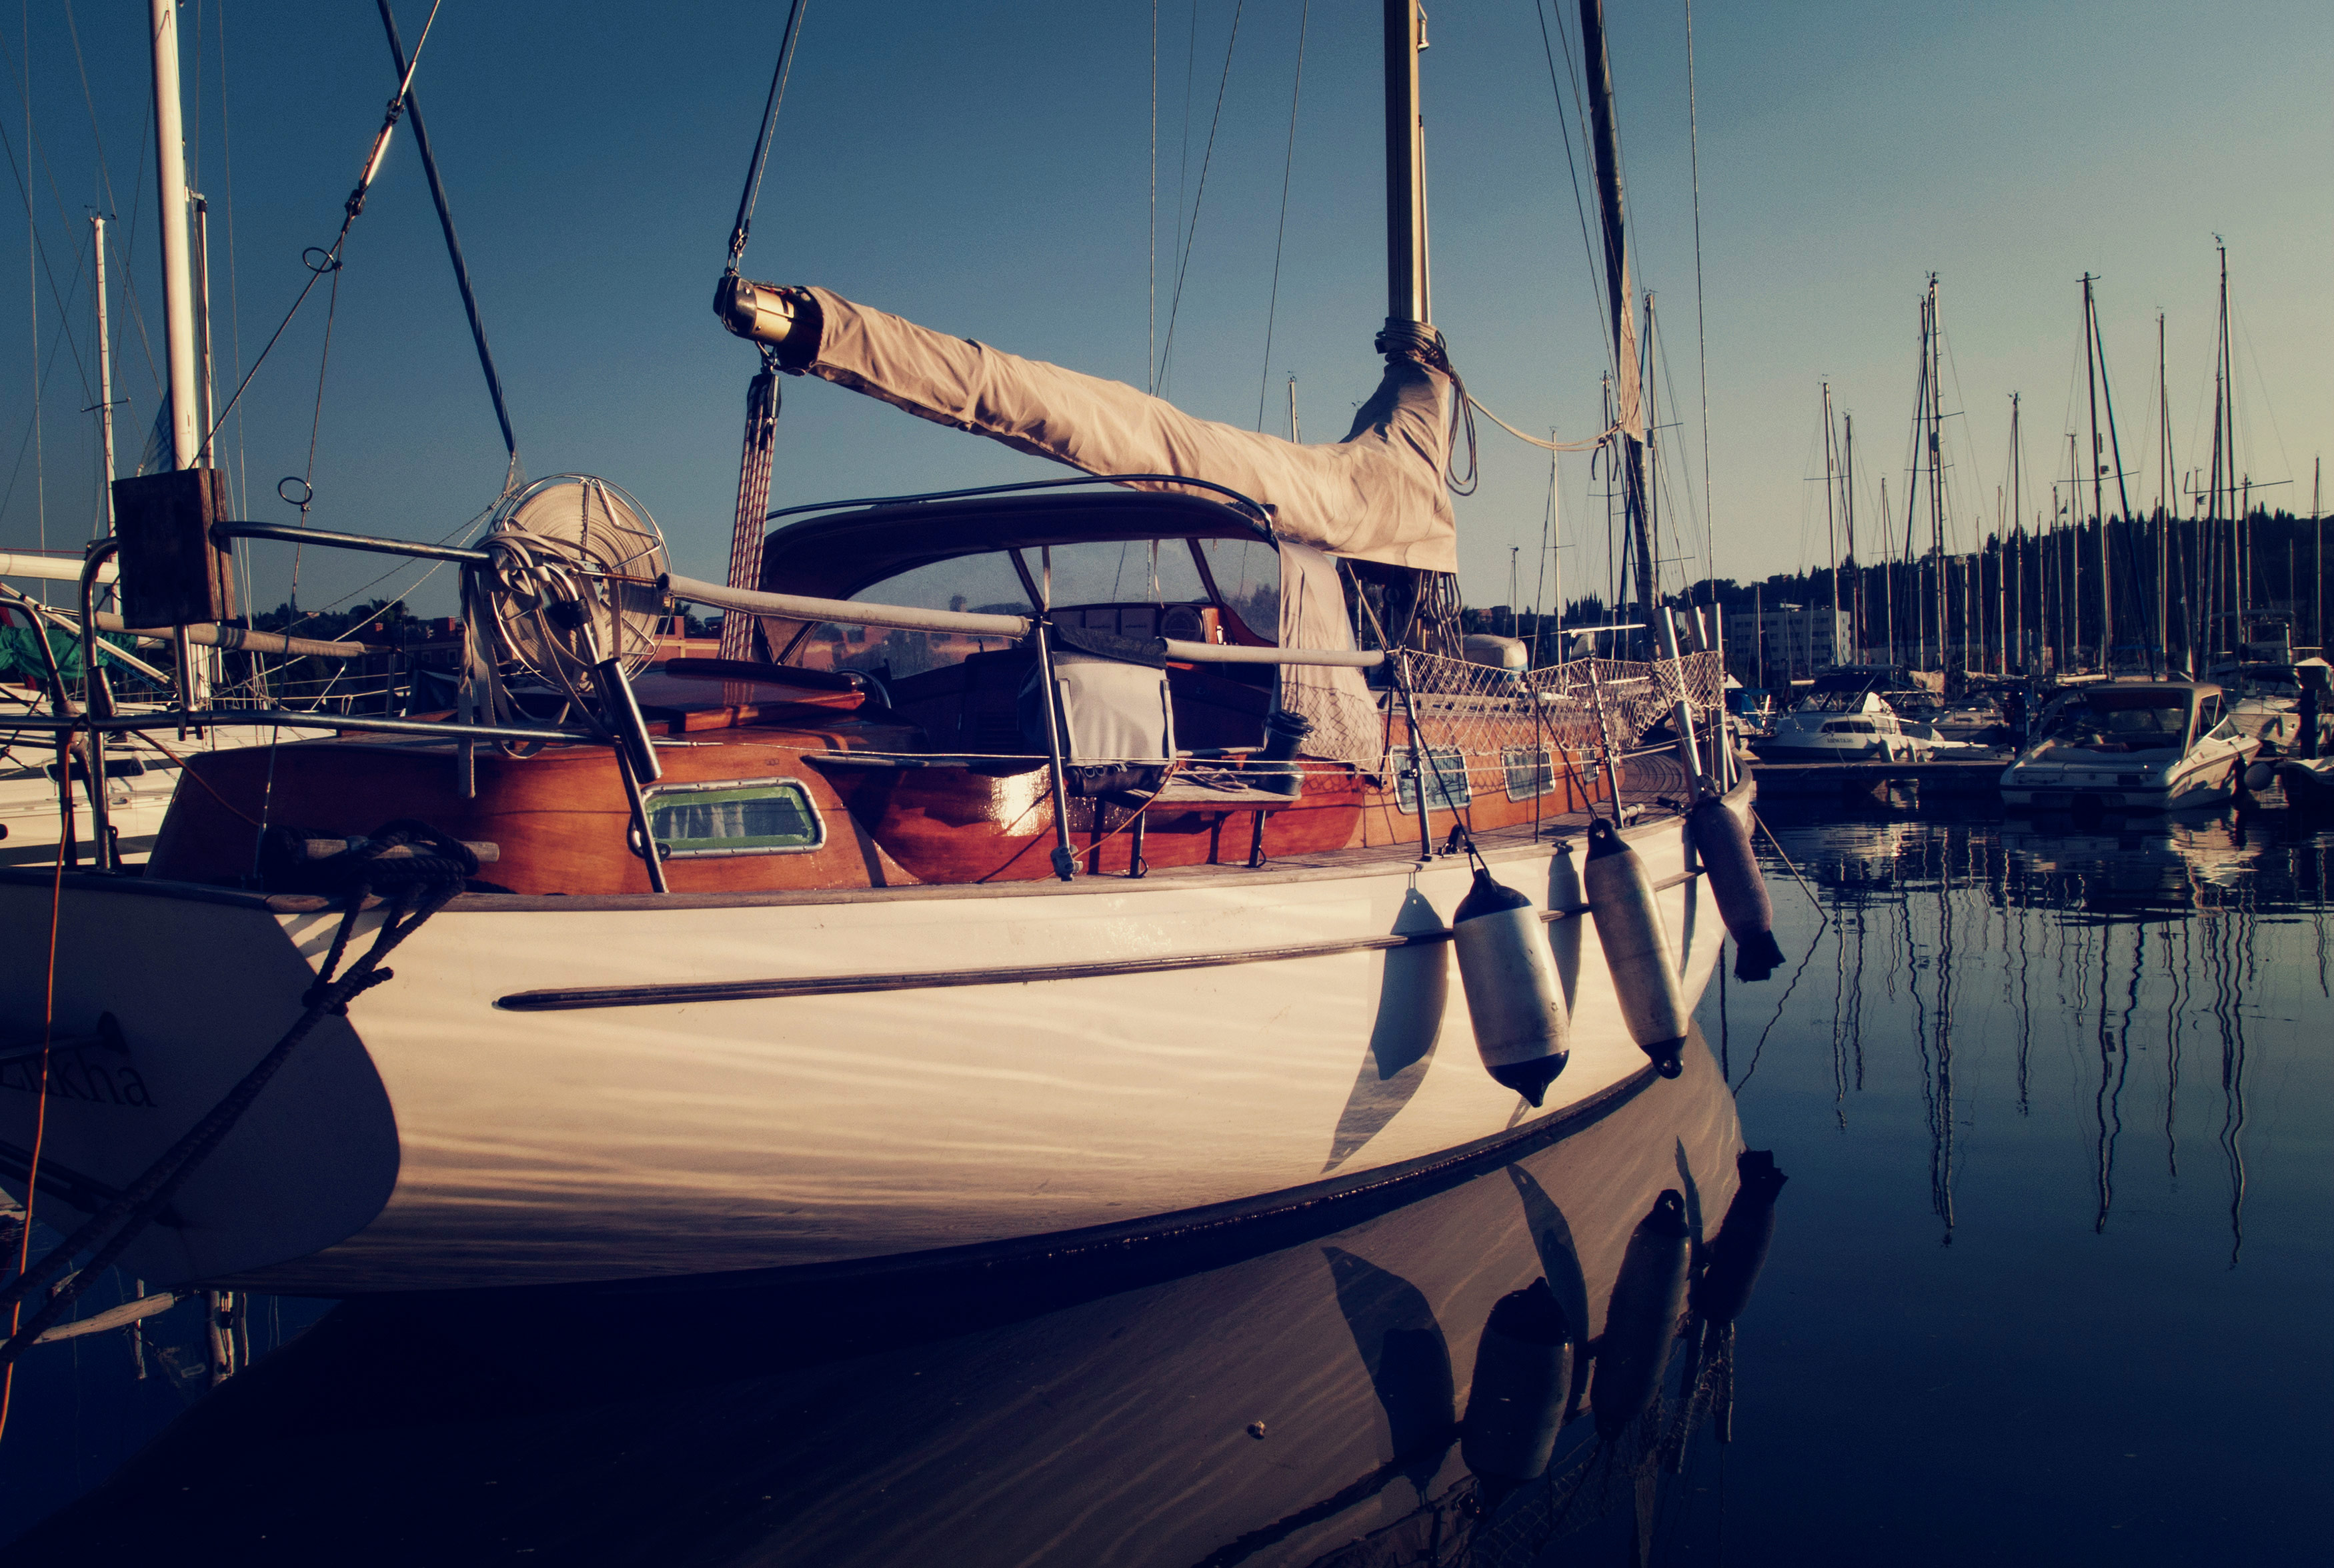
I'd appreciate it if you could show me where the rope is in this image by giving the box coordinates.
[725,0,811,269]
[0,822,474,1367]
[0,842,65,1443]
[1253,0,1307,433]
[1468,393,1617,453]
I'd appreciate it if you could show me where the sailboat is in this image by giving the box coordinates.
[0,2,1767,1297]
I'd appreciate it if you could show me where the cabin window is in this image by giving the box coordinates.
[1396,746,1472,813]
[1502,745,1556,801]
[635,777,826,859]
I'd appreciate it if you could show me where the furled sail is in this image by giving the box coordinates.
[784,287,1457,575]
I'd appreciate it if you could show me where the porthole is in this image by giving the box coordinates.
[631,776,826,860]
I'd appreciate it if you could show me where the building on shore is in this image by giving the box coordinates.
[1726,603,1853,683]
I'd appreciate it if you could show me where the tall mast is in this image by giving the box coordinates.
[1927,276,1947,671]
[2157,312,2174,673]
[1382,0,1426,333]
[1844,412,1859,657]
[2082,275,2107,669]
[2009,392,2022,673]
[149,0,201,473]
[1577,0,1657,653]
[91,215,117,534]
[1902,287,1929,669]
[1822,381,1839,653]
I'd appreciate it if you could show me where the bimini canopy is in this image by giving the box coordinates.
[757,489,1382,770]
[785,287,1456,575]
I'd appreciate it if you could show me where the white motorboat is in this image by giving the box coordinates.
[1999,681,2255,812]
[1748,688,1931,763]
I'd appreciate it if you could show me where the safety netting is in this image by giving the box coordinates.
[1349,649,1724,795]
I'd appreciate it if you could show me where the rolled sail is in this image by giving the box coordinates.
[790,287,1457,575]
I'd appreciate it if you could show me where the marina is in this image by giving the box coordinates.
[0,0,2327,1562]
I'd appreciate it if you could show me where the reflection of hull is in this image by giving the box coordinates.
[3,1027,1750,1567]
[2001,749,2246,813]
[0,790,1739,1293]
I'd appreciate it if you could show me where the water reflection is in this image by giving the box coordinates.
[3,1033,1776,1566]
[1732,803,2334,1273]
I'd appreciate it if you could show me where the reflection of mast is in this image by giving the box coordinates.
[2216,889,2250,1267]
[1919,827,1958,1243]
[2093,923,2142,1233]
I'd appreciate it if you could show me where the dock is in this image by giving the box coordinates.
[1748,757,2006,801]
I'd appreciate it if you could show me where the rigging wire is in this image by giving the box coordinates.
[1154,0,1244,397]
[1684,0,1715,611]
[1253,0,1306,432]
[1148,0,1155,390]
[724,0,810,271]
[1531,0,1618,385]
[194,0,445,462]
[380,0,521,478]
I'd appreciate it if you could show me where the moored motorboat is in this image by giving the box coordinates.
[1748,686,1929,764]
[1999,680,2255,812]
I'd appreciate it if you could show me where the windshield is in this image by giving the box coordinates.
[2035,693,2190,753]
[785,538,1279,679]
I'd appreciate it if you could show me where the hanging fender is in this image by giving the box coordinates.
[1590,1189,1691,1442]
[1689,1150,1789,1327]
[1685,792,1787,982]
[1582,817,1690,1078]
[1461,1278,1574,1491]
[1453,868,1572,1107]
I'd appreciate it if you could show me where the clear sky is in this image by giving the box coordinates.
[0,1,2326,622]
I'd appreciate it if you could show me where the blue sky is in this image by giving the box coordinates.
[1,1,2326,621]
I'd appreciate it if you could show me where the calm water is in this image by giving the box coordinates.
[1,803,2327,1564]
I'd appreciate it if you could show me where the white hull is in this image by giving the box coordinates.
[2001,747,2249,812]
[0,794,1738,1293]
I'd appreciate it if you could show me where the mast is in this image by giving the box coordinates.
[2067,433,2082,665]
[1927,277,1947,671]
[91,215,117,535]
[149,0,201,473]
[2157,312,2174,673]
[1822,381,1839,657]
[1880,475,1893,665]
[1577,0,1657,655]
[2082,275,2108,669]
[193,195,217,468]
[2009,392,2022,673]
[1844,412,1860,657]
[1383,0,1426,333]
[1902,286,1929,669]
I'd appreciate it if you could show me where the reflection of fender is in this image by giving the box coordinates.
[1590,1190,1690,1440]
[1461,1279,1573,1489]
[1690,1151,1789,1325]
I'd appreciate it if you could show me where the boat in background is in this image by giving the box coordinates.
[1999,680,2255,811]
[1749,683,1931,763]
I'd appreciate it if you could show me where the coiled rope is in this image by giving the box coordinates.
[0,821,475,1367]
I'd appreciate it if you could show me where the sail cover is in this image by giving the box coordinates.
[792,287,1457,575]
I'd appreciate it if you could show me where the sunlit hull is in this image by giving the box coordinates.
[0,792,1739,1293]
